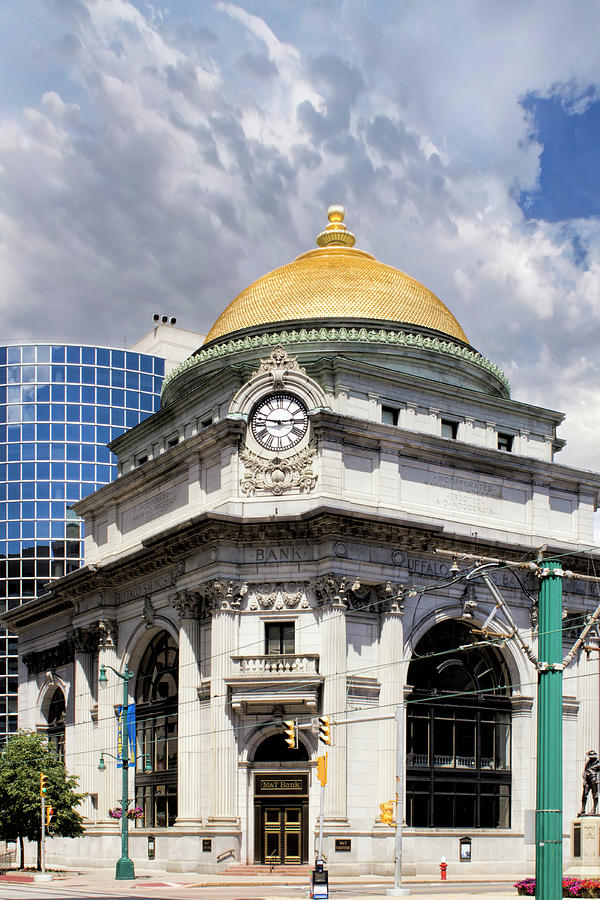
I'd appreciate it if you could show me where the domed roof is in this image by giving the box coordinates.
[203,207,469,346]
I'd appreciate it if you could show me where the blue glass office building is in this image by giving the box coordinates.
[0,343,165,740]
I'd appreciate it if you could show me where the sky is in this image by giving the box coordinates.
[1,1,600,472]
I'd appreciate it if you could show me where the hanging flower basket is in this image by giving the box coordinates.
[108,807,122,819]
[126,806,143,821]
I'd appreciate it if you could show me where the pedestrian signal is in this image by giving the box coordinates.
[316,753,328,786]
[379,801,395,826]
[40,773,48,796]
[318,716,331,745]
[46,806,54,826]
[283,719,297,749]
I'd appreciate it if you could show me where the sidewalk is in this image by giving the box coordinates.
[0,866,523,898]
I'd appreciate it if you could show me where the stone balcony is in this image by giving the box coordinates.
[226,653,322,713]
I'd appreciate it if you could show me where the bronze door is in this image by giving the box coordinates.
[261,805,304,864]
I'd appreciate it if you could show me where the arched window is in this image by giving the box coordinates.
[253,733,309,762]
[134,631,178,828]
[47,687,66,761]
[406,620,511,829]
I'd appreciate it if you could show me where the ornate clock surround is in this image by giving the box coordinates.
[228,345,328,461]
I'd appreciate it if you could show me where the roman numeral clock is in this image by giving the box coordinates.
[229,346,327,496]
[250,393,309,452]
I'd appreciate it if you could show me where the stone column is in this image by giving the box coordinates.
[207,581,245,823]
[377,585,405,805]
[314,575,351,822]
[96,620,120,824]
[173,591,203,826]
[70,629,96,822]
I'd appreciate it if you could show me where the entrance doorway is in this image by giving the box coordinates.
[262,805,303,864]
[254,773,309,864]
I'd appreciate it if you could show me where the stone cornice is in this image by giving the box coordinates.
[4,506,600,635]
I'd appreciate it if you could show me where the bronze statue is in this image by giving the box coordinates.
[579,750,600,816]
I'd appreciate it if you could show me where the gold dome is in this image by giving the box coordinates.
[204,207,468,345]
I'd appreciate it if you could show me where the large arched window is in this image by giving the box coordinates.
[406,620,511,829]
[47,687,65,761]
[134,631,178,828]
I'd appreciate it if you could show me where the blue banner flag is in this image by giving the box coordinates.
[116,704,136,767]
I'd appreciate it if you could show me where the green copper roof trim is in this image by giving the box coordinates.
[161,327,510,397]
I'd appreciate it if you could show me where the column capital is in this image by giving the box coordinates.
[313,574,360,609]
[200,579,247,612]
[173,590,200,621]
[375,581,406,616]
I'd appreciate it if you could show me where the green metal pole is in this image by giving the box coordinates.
[115,670,135,881]
[536,561,563,900]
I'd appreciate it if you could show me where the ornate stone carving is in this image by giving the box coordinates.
[240,443,317,496]
[195,580,247,612]
[251,345,306,390]
[461,583,478,619]
[376,582,406,616]
[313,575,361,609]
[247,582,309,611]
[163,329,510,397]
[173,591,199,621]
[141,596,156,627]
[67,625,100,654]
[97,619,118,650]
[23,643,74,674]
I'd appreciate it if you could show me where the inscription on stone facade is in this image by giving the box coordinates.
[429,472,501,515]
[121,483,186,534]
[247,546,311,563]
[117,572,173,603]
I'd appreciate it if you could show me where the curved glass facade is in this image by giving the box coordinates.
[0,344,165,741]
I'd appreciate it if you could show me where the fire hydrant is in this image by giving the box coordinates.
[440,857,448,880]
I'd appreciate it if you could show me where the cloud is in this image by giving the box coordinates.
[0,0,600,472]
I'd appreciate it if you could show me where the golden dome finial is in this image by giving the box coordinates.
[316,204,356,248]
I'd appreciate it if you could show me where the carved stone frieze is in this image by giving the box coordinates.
[247,582,309,611]
[23,643,74,675]
[251,345,306,390]
[240,443,317,496]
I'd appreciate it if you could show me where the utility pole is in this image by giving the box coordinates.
[536,560,563,900]
[387,704,409,896]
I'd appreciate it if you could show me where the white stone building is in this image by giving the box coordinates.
[5,208,600,876]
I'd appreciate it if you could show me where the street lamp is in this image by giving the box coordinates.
[98,663,136,880]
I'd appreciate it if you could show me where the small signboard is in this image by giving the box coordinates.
[202,839,212,853]
[459,836,471,861]
[335,839,352,852]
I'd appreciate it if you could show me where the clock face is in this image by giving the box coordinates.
[250,393,309,451]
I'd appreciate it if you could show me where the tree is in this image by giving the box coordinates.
[0,731,85,869]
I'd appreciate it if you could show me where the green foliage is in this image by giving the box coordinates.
[0,731,85,844]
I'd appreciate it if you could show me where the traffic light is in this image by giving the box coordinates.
[318,716,331,745]
[379,801,395,826]
[46,806,54,827]
[40,773,48,796]
[283,719,297,749]
[316,753,328,786]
